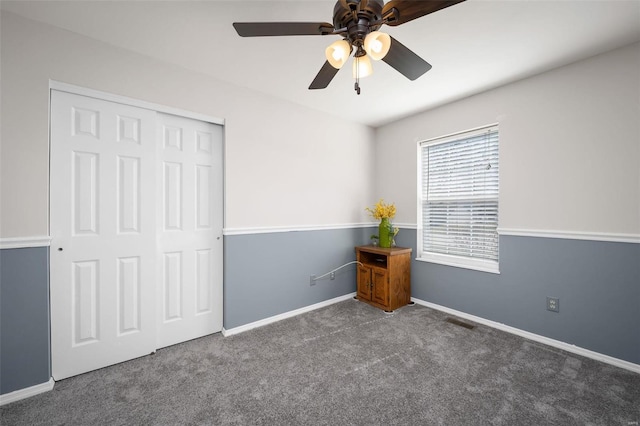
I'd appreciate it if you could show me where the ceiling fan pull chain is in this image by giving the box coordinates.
[354,55,361,95]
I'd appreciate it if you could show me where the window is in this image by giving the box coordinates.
[418,124,499,273]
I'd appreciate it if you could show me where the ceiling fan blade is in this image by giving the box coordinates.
[382,0,465,27]
[382,36,432,81]
[309,61,340,90]
[233,22,334,37]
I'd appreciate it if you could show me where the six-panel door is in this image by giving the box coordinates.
[50,91,224,380]
[50,91,158,380]
[156,112,223,349]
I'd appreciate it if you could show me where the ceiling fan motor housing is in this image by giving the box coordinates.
[333,0,384,49]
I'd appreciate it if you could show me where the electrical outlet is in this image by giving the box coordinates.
[330,272,335,280]
[547,297,559,313]
[310,275,316,286]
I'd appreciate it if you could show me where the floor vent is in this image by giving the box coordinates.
[445,317,475,330]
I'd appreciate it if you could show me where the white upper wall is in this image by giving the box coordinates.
[0,12,375,238]
[3,11,638,239]
[375,42,640,237]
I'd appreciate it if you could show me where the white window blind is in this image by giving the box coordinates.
[419,125,499,272]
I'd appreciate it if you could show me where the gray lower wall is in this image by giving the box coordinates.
[394,229,640,365]
[1,227,638,396]
[223,227,375,329]
[0,247,51,394]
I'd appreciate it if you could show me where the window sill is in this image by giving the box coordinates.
[416,253,500,274]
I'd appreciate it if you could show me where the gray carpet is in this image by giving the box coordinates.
[2,300,639,425]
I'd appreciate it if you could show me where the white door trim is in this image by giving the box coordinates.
[49,81,225,126]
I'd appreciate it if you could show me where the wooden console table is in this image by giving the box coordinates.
[355,245,412,312]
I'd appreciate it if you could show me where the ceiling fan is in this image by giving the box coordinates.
[233,0,466,94]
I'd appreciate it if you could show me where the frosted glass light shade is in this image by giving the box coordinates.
[325,39,351,69]
[364,31,391,61]
[352,55,373,78]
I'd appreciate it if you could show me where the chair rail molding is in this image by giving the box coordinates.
[0,236,52,249]
[497,227,640,244]
[223,223,375,236]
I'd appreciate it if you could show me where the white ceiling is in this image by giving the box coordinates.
[3,0,639,127]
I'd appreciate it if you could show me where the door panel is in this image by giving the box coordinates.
[156,113,223,349]
[50,91,157,380]
[371,268,389,307]
[357,265,372,300]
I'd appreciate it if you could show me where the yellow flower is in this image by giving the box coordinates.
[365,198,396,220]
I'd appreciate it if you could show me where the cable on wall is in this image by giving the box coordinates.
[310,261,363,285]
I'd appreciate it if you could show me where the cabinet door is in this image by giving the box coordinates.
[357,265,372,301]
[371,267,389,307]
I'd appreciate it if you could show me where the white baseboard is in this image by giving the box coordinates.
[412,297,640,374]
[0,378,54,406]
[222,292,357,337]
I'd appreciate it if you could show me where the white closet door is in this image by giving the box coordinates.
[50,91,157,380]
[156,113,223,348]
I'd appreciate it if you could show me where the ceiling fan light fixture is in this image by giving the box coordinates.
[352,54,373,79]
[234,0,465,91]
[325,39,351,69]
[364,31,391,61]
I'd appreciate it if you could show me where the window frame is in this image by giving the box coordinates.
[417,123,500,274]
